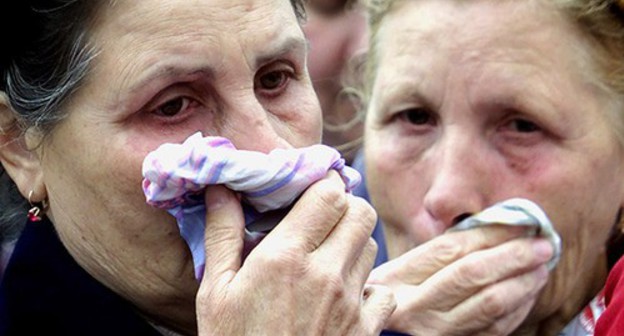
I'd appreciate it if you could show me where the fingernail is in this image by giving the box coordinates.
[532,239,553,261]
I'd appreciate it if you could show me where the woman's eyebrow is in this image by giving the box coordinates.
[127,66,216,96]
[108,66,215,112]
[378,80,431,106]
[125,36,307,95]
[253,35,309,67]
[118,35,308,107]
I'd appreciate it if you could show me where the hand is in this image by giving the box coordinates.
[368,226,553,336]
[196,171,396,335]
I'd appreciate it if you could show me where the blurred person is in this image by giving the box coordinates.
[304,0,368,162]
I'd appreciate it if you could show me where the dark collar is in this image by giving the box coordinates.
[0,218,161,336]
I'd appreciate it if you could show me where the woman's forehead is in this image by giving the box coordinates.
[92,0,299,36]
[374,0,595,81]
[72,0,306,108]
[87,0,304,73]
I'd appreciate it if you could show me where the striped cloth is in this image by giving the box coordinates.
[142,132,361,280]
[448,198,562,271]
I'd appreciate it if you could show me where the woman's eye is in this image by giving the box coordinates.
[509,118,540,133]
[154,97,190,117]
[255,63,295,96]
[258,71,288,90]
[399,108,434,126]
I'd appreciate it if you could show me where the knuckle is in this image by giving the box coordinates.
[313,181,347,212]
[508,240,533,264]
[365,238,379,257]
[479,290,507,318]
[428,238,466,265]
[253,246,300,273]
[318,270,346,297]
[351,196,377,222]
[355,239,378,272]
[347,197,378,235]
[456,258,489,286]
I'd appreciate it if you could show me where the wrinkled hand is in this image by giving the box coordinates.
[196,171,396,335]
[368,226,553,336]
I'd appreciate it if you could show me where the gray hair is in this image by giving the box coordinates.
[0,0,104,242]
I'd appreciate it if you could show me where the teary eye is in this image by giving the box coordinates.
[255,62,296,98]
[155,97,190,117]
[258,71,288,90]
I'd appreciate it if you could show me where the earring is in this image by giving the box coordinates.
[27,190,44,222]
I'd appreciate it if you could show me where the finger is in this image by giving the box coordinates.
[447,265,548,333]
[263,170,348,253]
[313,195,378,274]
[421,238,552,310]
[368,225,529,286]
[349,238,379,288]
[202,185,245,285]
[361,284,397,335]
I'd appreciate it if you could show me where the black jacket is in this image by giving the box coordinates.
[0,218,161,336]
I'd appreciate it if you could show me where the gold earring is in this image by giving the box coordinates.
[27,190,44,222]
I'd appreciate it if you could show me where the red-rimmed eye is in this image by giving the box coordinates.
[255,62,295,97]
[259,71,288,90]
[154,97,190,117]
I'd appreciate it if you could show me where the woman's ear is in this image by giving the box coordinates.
[0,92,46,201]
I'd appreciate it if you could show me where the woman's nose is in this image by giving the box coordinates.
[422,134,492,228]
[225,98,291,153]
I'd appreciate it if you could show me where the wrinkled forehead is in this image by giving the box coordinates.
[70,0,307,105]
[85,0,302,56]
[378,0,566,51]
[86,0,304,70]
[372,0,597,83]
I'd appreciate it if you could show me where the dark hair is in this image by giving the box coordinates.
[0,0,308,243]
[0,0,103,246]
[0,171,26,243]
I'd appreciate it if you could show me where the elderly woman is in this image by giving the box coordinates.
[358,0,624,335]
[0,0,401,334]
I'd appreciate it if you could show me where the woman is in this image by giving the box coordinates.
[360,0,624,335]
[0,0,398,334]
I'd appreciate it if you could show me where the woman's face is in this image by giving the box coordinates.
[365,0,624,320]
[38,0,320,328]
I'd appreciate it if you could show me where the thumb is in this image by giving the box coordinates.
[201,184,245,285]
